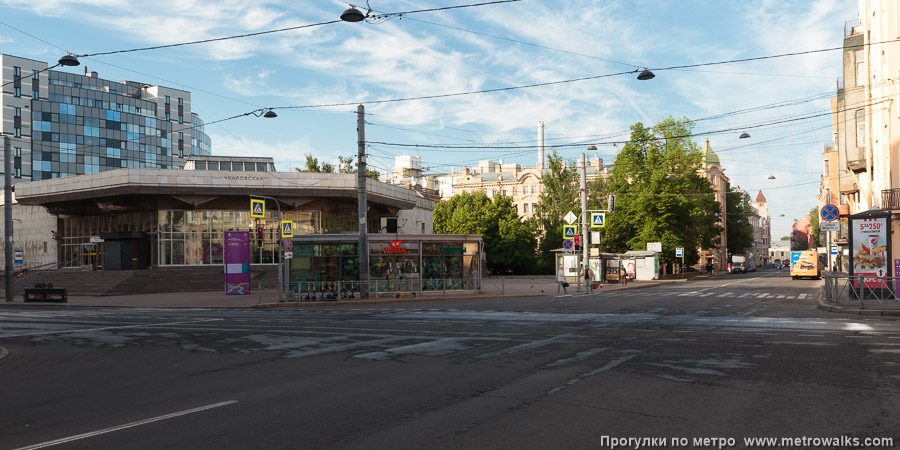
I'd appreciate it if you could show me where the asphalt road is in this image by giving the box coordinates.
[1,270,898,449]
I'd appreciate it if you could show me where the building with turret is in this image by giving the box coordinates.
[697,138,729,270]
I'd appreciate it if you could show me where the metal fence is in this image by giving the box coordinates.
[253,277,507,304]
[823,272,900,308]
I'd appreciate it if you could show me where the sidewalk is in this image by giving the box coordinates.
[818,294,900,317]
[0,275,690,309]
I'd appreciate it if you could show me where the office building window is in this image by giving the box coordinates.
[32,69,39,80]
[165,95,170,104]
[14,127,21,137]
[178,97,183,106]
[823,159,830,176]
[13,66,20,77]
[32,90,38,100]
[178,115,183,124]
[13,107,20,117]
[13,87,20,97]
[165,113,170,121]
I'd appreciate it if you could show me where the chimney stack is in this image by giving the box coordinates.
[537,121,546,169]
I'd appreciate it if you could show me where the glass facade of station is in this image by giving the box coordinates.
[56,209,481,291]
[288,239,481,292]
[58,209,358,268]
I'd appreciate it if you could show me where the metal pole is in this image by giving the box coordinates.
[357,105,369,298]
[580,152,588,293]
[250,195,283,298]
[4,136,12,302]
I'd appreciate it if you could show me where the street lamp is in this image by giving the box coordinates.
[739,132,751,139]
[341,6,368,22]
[636,68,655,80]
[768,175,775,179]
[58,54,80,67]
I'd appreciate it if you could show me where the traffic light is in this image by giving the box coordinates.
[257,226,264,243]
[608,194,615,212]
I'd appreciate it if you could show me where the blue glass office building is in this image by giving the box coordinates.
[1,54,211,182]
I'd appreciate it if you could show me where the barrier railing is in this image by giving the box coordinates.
[253,277,506,304]
[823,272,900,308]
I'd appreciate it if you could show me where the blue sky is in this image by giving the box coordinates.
[0,0,859,240]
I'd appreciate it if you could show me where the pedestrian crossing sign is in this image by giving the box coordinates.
[250,199,265,218]
[281,220,294,238]
[591,212,605,228]
[563,225,577,240]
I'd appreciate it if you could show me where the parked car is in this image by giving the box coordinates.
[729,262,747,274]
[747,264,757,272]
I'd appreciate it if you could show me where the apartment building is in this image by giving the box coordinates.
[829,2,900,273]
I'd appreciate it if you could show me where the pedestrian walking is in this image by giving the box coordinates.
[557,267,568,293]
[706,262,713,275]
[620,267,627,285]
[584,265,594,294]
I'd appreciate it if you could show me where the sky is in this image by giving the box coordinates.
[0,0,860,240]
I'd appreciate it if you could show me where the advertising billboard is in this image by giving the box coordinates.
[224,231,251,295]
[849,212,891,289]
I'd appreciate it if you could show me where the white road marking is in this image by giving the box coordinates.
[739,293,753,298]
[0,319,224,339]
[776,295,785,299]
[756,293,769,298]
[13,400,238,450]
[798,293,808,299]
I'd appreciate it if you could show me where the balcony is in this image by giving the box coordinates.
[845,19,861,38]
[883,188,900,211]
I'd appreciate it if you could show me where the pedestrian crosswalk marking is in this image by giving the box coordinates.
[756,293,768,298]
[776,295,785,299]
[798,293,807,299]
[739,293,753,298]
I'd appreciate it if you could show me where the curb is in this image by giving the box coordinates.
[255,282,666,308]
[817,298,900,317]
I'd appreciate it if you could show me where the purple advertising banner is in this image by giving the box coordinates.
[224,231,251,295]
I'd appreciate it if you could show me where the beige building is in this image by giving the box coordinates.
[447,157,608,220]
[697,138,729,271]
[750,190,771,267]
[830,3,900,272]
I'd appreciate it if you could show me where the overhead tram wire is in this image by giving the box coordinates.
[268,37,900,113]
[56,1,521,59]
[365,97,894,152]
[66,20,341,59]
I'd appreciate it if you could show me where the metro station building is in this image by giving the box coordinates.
[9,156,482,290]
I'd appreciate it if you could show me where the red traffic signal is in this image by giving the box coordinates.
[257,226,264,240]
[574,234,580,246]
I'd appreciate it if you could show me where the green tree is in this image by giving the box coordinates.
[533,151,580,273]
[808,207,820,247]
[296,153,379,179]
[602,117,721,266]
[725,184,754,256]
[434,191,537,274]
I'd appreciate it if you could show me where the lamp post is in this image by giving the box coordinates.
[357,105,369,298]
[4,136,11,301]
[580,152,589,293]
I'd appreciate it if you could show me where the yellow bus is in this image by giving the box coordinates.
[790,250,821,280]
